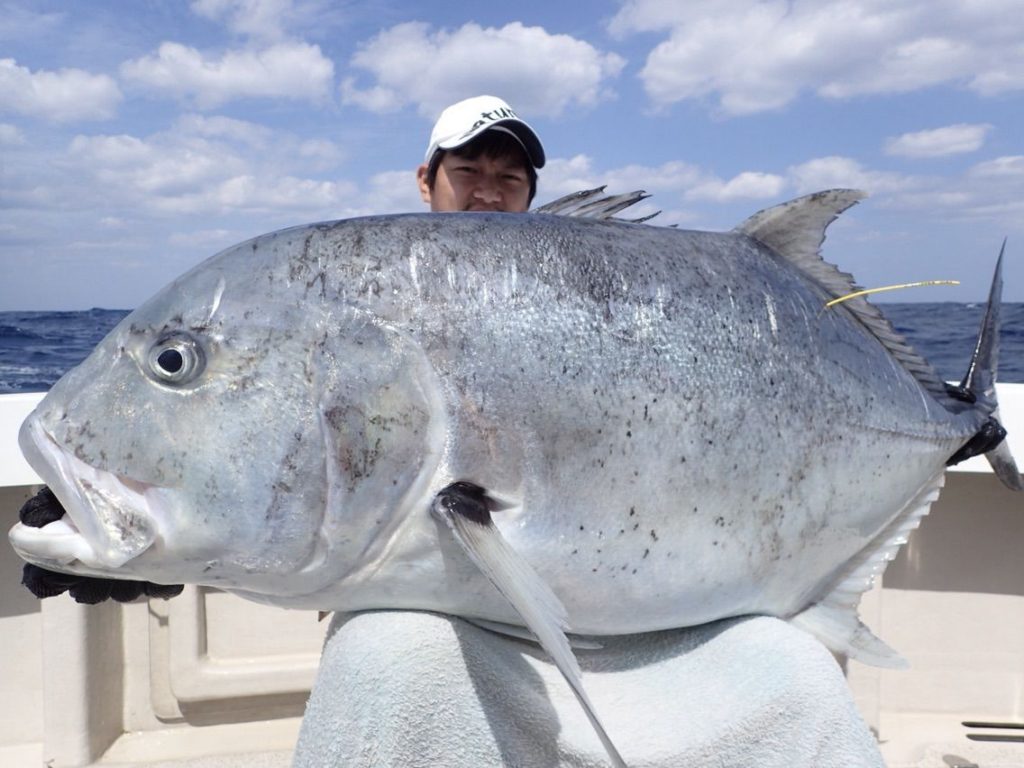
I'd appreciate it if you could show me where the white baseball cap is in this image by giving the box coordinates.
[424,95,545,169]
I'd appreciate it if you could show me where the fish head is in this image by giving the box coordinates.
[9,225,444,602]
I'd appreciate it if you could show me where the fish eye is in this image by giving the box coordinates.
[146,334,205,385]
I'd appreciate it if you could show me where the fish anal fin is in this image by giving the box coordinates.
[791,603,907,669]
[431,482,628,768]
[790,471,946,668]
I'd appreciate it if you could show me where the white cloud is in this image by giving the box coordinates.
[168,228,238,248]
[609,0,1024,114]
[687,171,786,202]
[0,122,25,145]
[539,156,705,208]
[190,0,331,42]
[539,154,604,197]
[332,169,426,217]
[885,123,993,158]
[120,41,334,108]
[191,174,353,214]
[341,21,625,118]
[535,155,785,224]
[36,115,351,222]
[0,58,121,122]
[0,5,64,41]
[787,156,917,195]
[296,138,343,171]
[174,113,274,146]
[69,133,246,195]
[968,155,1024,179]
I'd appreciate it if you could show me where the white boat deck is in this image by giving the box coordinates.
[1,387,1022,768]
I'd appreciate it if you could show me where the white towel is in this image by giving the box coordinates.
[294,611,883,767]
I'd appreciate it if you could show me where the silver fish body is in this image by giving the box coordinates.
[10,201,986,634]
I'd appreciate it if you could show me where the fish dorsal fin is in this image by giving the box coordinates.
[791,471,946,667]
[534,186,660,223]
[735,189,866,280]
[736,189,951,403]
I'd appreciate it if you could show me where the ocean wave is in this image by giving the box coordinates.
[0,324,44,342]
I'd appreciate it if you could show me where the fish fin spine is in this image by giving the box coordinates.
[533,186,655,222]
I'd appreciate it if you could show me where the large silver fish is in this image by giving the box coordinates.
[8,189,1021,766]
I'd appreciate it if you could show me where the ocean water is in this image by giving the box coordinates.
[0,304,1021,395]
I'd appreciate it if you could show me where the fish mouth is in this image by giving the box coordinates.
[9,417,163,571]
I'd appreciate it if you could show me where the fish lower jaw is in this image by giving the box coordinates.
[19,416,162,569]
[8,515,104,569]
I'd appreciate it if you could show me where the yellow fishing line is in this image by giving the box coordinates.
[825,280,960,308]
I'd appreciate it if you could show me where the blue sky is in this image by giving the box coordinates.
[2,0,1023,310]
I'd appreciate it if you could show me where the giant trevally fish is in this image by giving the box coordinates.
[8,189,1022,766]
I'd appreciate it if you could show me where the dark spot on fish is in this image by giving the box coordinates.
[650,529,659,542]
[643,548,649,559]
[579,525,585,531]
[629,507,635,517]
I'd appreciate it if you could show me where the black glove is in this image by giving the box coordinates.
[18,486,183,604]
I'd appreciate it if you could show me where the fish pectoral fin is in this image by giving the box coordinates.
[431,482,627,768]
[790,470,947,668]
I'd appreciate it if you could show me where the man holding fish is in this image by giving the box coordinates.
[415,94,543,214]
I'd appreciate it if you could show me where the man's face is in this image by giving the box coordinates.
[417,151,531,213]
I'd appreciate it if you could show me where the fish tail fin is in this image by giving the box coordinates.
[947,242,1024,490]
[960,240,1004,409]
